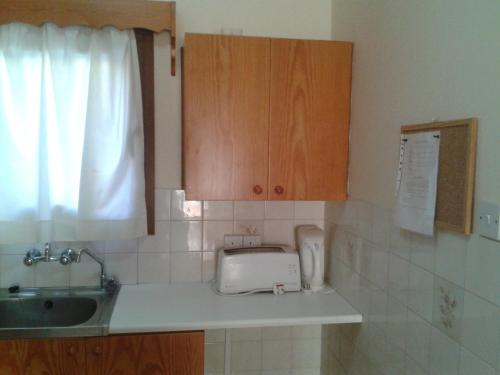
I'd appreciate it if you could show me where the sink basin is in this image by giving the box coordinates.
[0,286,119,339]
[0,297,97,328]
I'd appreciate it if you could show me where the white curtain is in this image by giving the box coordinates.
[0,23,147,244]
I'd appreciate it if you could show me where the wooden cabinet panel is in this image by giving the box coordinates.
[0,332,204,375]
[269,39,352,200]
[100,333,173,375]
[0,338,85,375]
[85,337,104,375]
[183,33,270,200]
[94,332,203,375]
[171,331,204,375]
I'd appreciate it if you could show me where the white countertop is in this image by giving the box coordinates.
[109,283,362,334]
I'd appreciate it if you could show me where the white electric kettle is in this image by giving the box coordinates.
[296,225,325,292]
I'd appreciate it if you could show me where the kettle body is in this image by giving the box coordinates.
[296,225,324,292]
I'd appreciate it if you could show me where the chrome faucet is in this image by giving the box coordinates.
[23,243,58,266]
[77,248,108,289]
[59,248,113,290]
[44,242,60,262]
[24,244,115,290]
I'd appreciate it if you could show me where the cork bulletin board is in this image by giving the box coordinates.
[401,118,478,235]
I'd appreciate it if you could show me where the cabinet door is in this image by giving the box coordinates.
[98,333,172,375]
[85,337,104,375]
[0,338,85,375]
[171,332,204,375]
[269,39,352,200]
[97,332,204,375]
[183,33,270,200]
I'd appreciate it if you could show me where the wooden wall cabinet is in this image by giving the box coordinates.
[183,33,270,200]
[183,33,353,201]
[0,332,204,375]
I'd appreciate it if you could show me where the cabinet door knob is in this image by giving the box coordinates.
[93,346,102,356]
[67,346,77,356]
[253,185,263,195]
[274,185,284,195]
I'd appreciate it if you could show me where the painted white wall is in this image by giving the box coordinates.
[331,0,500,208]
[155,0,333,188]
[325,2,500,374]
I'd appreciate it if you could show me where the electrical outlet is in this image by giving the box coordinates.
[243,235,261,247]
[224,235,243,249]
[478,201,500,240]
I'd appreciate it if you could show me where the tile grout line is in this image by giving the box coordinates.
[224,328,231,375]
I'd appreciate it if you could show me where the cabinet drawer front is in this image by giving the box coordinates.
[269,39,352,200]
[183,33,270,200]
[0,338,85,375]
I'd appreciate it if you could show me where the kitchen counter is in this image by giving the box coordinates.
[109,283,362,334]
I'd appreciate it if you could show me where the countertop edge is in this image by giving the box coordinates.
[109,283,363,334]
[109,314,363,334]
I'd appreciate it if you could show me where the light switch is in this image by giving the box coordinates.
[478,201,500,240]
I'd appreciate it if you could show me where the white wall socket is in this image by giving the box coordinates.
[224,235,243,249]
[478,201,500,240]
[243,235,262,247]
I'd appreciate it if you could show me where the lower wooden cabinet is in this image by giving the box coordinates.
[0,337,85,375]
[0,331,204,375]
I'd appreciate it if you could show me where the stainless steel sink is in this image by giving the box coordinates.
[0,285,119,339]
[0,297,97,328]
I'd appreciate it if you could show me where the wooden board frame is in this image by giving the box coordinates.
[401,118,478,235]
[0,0,177,75]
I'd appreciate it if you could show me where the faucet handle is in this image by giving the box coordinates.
[23,249,42,266]
[59,249,78,266]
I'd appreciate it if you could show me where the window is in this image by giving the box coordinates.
[0,23,147,244]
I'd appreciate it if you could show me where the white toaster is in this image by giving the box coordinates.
[215,246,301,294]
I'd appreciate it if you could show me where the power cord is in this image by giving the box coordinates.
[301,286,337,295]
[210,280,336,297]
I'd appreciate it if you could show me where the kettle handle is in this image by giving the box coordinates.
[311,244,320,283]
[301,243,319,287]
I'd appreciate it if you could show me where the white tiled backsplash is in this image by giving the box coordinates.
[205,325,323,375]
[322,199,500,375]
[0,190,326,375]
[0,189,325,288]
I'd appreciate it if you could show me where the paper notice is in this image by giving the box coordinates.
[394,131,440,236]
